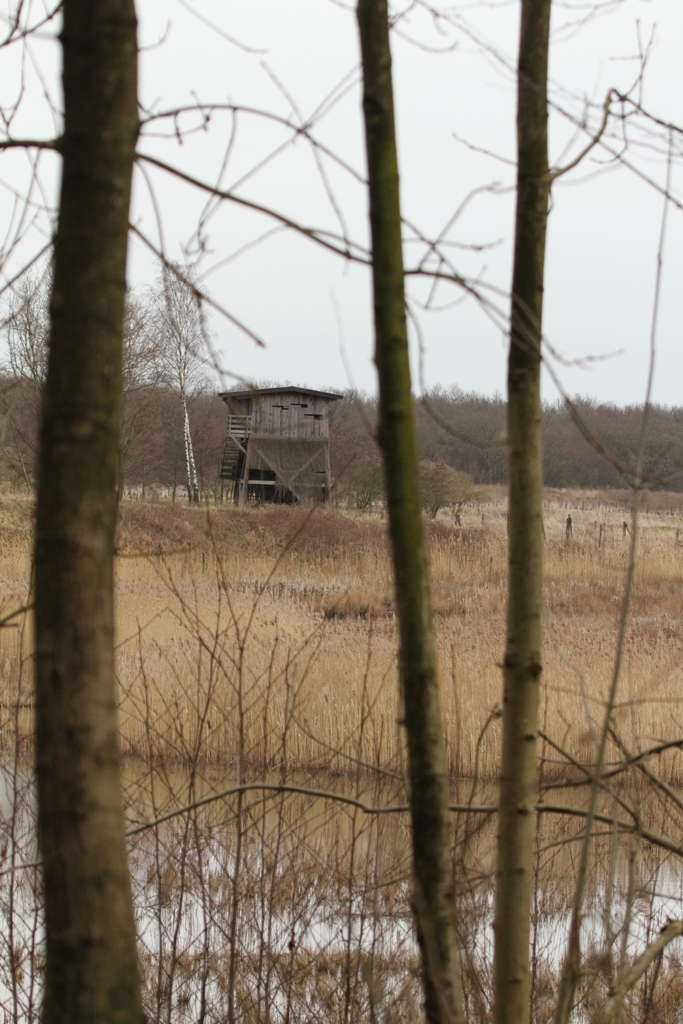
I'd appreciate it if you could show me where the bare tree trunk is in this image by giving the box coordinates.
[34,1,144,1021]
[357,4,465,1024]
[493,2,551,1024]
[116,448,127,507]
[183,392,199,504]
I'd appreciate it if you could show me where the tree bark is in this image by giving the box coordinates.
[183,392,200,504]
[493,3,551,1024]
[356,4,465,1024]
[34,1,144,1021]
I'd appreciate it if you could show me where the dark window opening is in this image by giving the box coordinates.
[274,487,296,505]
[247,469,279,504]
[246,469,297,505]
[304,413,322,421]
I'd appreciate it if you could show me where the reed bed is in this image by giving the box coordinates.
[1,492,683,1021]
[1,493,683,781]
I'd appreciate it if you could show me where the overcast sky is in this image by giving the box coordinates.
[2,0,683,407]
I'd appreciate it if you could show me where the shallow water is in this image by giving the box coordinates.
[2,759,683,1023]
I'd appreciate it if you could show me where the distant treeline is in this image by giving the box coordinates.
[2,379,682,498]
[0,377,227,500]
[330,387,683,495]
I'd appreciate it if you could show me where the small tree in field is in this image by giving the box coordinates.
[347,451,384,511]
[420,460,480,519]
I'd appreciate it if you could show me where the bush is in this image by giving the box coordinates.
[419,461,482,519]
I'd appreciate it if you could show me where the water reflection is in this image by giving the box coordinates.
[2,760,683,1023]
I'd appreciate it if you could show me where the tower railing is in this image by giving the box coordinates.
[226,415,252,438]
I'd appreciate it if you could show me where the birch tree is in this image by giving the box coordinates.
[152,263,209,504]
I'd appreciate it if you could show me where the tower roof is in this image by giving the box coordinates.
[219,386,343,402]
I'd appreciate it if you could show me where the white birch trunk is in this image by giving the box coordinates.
[183,392,199,503]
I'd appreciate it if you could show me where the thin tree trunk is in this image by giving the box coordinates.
[117,450,127,507]
[356,4,465,1024]
[493,2,551,1024]
[183,392,199,503]
[34,1,144,1021]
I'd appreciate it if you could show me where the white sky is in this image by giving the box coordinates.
[2,0,683,407]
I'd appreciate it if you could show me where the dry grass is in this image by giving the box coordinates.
[0,490,682,783]
[1,488,683,1021]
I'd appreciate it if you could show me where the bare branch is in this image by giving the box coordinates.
[136,152,371,263]
[0,137,60,150]
[549,89,614,182]
[593,921,683,1024]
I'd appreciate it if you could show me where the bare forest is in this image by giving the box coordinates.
[4,307,683,501]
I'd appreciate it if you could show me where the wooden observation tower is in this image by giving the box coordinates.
[219,386,343,504]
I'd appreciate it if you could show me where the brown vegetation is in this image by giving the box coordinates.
[333,390,683,493]
[4,374,683,502]
[1,494,682,782]
[1,493,683,1020]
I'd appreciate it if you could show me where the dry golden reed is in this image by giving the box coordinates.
[1,492,683,1023]
[0,492,682,782]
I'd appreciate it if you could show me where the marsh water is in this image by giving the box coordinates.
[2,758,683,1024]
